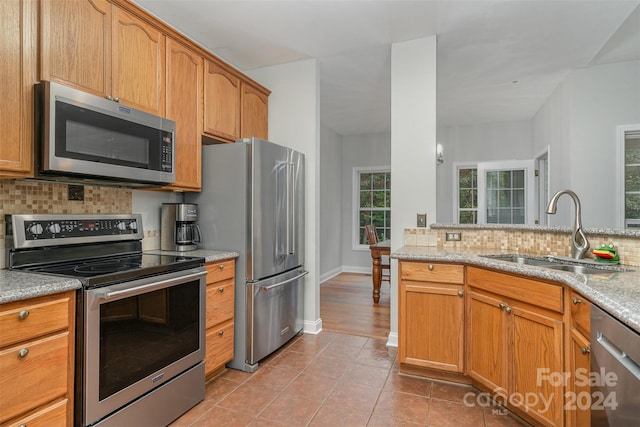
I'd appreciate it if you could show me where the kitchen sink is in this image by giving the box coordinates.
[482,254,632,275]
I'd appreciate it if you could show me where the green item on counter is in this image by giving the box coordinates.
[592,244,620,264]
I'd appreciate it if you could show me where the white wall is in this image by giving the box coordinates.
[247,59,322,334]
[436,120,533,222]
[340,132,391,272]
[319,125,343,281]
[132,190,183,250]
[533,60,640,228]
[390,36,437,345]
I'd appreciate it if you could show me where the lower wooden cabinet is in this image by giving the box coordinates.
[399,262,465,374]
[0,291,75,426]
[204,259,235,378]
[565,290,592,427]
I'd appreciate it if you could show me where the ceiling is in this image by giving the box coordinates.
[133,0,640,136]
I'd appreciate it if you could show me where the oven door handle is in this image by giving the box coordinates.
[97,270,206,300]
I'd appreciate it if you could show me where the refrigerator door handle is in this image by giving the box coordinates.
[286,161,295,255]
[260,270,309,291]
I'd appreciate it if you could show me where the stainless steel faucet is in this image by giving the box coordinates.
[546,189,590,259]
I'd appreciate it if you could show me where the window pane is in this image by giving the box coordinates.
[472,189,477,207]
[373,191,385,207]
[513,189,525,208]
[626,194,640,219]
[359,211,371,227]
[499,190,511,207]
[487,189,498,209]
[513,170,525,188]
[372,173,385,189]
[459,169,473,188]
[487,171,498,189]
[385,190,391,208]
[626,165,640,192]
[459,211,474,224]
[460,189,473,208]
[513,208,525,224]
[487,210,499,223]
[385,174,391,188]
[361,228,368,245]
[498,171,511,188]
[360,191,372,208]
[498,208,512,223]
[626,139,640,164]
[360,173,372,190]
[372,211,385,227]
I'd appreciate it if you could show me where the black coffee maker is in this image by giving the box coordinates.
[160,203,202,251]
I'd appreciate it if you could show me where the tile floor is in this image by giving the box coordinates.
[171,331,529,427]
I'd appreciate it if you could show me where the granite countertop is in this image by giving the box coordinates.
[0,269,81,304]
[145,249,239,263]
[392,246,640,334]
[0,249,239,305]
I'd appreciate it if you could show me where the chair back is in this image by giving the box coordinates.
[365,224,379,245]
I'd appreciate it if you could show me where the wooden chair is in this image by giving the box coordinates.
[365,224,390,283]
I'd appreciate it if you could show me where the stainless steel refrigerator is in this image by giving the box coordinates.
[186,137,306,372]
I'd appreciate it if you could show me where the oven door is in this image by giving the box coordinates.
[82,267,206,426]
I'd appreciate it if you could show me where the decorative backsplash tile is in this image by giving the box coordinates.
[404,226,640,267]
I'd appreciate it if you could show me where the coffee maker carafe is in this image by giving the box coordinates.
[161,203,201,251]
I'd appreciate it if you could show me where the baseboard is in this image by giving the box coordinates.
[319,266,343,283]
[386,332,398,348]
[342,265,371,275]
[303,318,322,335]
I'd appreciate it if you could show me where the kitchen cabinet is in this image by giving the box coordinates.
[565,290,591,427]
[204,60,241,142]
[240,81,269,140]
[204,259,235,378]
[398,261,465,374]
[467,267,564,427]
[0,291,75,426]
[0,0,36,178]
[164,38,203,191]
[40,0,165,116]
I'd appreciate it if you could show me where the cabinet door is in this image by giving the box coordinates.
[204,60,240,142]
[511,305,564,427]
[567,328,591,427]
[40,0,111,97]
[165,38,203,191]
[0,0,35,177]
[400,281,464,372]
[240,81,268,140]
[112,7,165,115]
[467,291,509,394]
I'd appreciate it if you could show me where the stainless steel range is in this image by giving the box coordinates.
[6,214,207,427]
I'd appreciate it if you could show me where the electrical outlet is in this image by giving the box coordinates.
[68,185,84,201]
[446,232,462,241]
[417,213,427,228]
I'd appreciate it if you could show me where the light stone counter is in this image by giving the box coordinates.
[145,249,239,263]
[0,269,81,304]
[392,245,640,334]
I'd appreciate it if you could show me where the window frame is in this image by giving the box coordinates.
[452,161,479,224]
[352,166,391,250]
[616,124,640,229]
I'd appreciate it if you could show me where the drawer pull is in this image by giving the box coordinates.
[18,309,30,320]
[457,290,464,297]
[581,346,590,355]
[428,264,434,271]
[18,424,27,427]
[572,296,582,305]
[218,330,224,336]
[218,287,224,293]
[219,264,224,270]
[18,348,29,358]
[505,306,512,314]
[499,303,506,310]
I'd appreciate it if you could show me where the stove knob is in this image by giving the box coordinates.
[116,221,127,231]
[128,221,138,230]
[48,223,62,234]
[28,223,43,235]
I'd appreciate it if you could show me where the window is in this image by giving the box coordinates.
[457,166,478,224]
[353,168,391,248]
[621,127,640,228]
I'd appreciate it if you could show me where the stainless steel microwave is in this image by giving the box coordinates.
[35,81,176,186]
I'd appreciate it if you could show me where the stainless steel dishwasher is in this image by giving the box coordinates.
[591,305,640,426]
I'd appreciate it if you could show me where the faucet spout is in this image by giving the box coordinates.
[546,189,590,259]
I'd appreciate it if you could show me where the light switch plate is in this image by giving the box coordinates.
[417,213,427,228]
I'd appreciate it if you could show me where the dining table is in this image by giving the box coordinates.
[369,239,390,303]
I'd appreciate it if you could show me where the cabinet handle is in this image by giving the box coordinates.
[18,348,29,358]
[114,97,120,102]
[218,287,224,293]
[505,306,512,314]
[218,330,224,336]
[572,297,582,305]
[428,264,434,271]
[581,347,591,355]
[18,424,26,427]
[18,309,29,320]
[499,303,506,310]
[219,264,224,270]
[457,290,464,297]
[106,95,113,100]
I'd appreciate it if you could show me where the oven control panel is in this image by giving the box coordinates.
[7,214,144,249]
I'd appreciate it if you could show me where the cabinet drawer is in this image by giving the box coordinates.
[467,266,563,313]
[2,399,68,427]
[206,260,235,284]
[205,320,234,374]
[0,293,71,348]
[569,290,591,336]
[206,278,235,328]
[401,262,464,284]
[0,332,69,424]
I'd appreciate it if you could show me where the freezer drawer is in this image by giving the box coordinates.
[248,268,307,365]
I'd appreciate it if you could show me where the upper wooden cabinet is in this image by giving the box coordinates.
[40,0,165,116]
[164,39,203,191]
[204,60,241,142]
[241,81,269,140]
[0,0,36,178]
